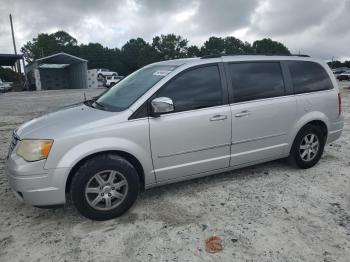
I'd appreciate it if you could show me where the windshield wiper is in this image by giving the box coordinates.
[93,100,106,109]
[83,99,104,109]
[91,100,108,111]
[83,99,93,106]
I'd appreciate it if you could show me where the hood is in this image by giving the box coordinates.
[16,103,126,139]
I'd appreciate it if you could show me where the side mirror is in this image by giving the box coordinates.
[151,97,174,115]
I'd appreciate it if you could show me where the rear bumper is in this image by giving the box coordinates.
[5,154,68,206]
[327,119,344,144]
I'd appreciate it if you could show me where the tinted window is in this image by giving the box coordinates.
[156,65,223,112]
[287,61,333,94]
[229,62,285,102]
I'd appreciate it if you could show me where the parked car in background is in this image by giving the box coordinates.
[0,79,12,93]
[6,55,343,220]
[95,68,118,80]
[338,71,350,81]
[332,68,349,79]
[0,80,5,93]
[103,75,124,88]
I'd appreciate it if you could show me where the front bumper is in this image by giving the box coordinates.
[5,153,68,206]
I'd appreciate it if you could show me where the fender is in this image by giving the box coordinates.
[286,111,329,153]
[52,137,155,186]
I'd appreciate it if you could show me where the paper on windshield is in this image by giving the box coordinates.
[153,70,173,76]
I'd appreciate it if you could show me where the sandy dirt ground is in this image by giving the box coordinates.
[0,84,350,262]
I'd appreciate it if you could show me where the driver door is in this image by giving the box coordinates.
[148,64,231,182]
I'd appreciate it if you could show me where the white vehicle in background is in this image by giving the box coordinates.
[332,68,348,79]
[0,79,12,93]
[95,69,118,80]
[0,81,4,93]
[103,75,124,88]
[338,71,350,81]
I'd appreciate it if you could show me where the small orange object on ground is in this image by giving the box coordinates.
[205,236,223,253]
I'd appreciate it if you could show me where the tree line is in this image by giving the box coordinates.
[327,60,350,69]
[20,31,293,76]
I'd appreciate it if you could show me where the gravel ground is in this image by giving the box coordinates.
[0,84,350,262]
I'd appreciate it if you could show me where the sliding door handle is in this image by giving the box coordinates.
[235,110,250,117]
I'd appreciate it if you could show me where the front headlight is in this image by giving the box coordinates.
[16,139,54,162]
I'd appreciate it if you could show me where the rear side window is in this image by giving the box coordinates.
[156,65,223,112]
[228,62,285,103]
[286,61,333,94]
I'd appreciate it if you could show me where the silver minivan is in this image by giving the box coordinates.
[6,55,344,220]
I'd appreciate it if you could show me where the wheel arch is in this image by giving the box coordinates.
[65,150,146,195]
[288,113,329,154]
[306,120,328,139]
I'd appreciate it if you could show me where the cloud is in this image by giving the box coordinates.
[248,0,350,59]
[192,0,259,34]
[0,0,349,60]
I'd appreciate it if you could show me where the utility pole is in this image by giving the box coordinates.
[9,14,17,54]
[9,13,23,87]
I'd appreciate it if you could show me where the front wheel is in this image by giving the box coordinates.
[70,154,139,220]
[289,125,325,169]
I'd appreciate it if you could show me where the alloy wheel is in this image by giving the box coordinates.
[299,133,319,162]
[85,170,128,211]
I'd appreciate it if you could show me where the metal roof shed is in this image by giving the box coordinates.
[25,52,88,91]
[0,54,23,66]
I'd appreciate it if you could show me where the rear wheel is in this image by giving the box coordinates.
[289,124,325,169]
[70,154,139,220]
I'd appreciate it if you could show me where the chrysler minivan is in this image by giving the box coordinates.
[6,55,343,220]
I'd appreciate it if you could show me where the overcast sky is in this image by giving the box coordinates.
[0,0,349,61]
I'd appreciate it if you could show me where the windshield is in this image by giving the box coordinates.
[95,64,177,111]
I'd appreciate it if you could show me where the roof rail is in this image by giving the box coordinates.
[200,54,222,59]
[290,54,310,57]
[200,53,310,59]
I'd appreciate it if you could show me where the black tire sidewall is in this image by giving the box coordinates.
[71,154,139,220]
[291,125,325,169]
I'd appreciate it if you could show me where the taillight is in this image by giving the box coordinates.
[338,93,342,116]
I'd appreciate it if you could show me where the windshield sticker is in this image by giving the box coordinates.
[153,70,172,76]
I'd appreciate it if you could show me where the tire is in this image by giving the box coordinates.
[109,82,116,88]
[289,124,325,169]
[70,154,140,220]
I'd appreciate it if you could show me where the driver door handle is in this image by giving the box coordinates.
[210,114,228,121]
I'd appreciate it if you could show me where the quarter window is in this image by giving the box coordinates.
[156,65,223,112]
[286,61,333,94]
[228,62,285,103]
